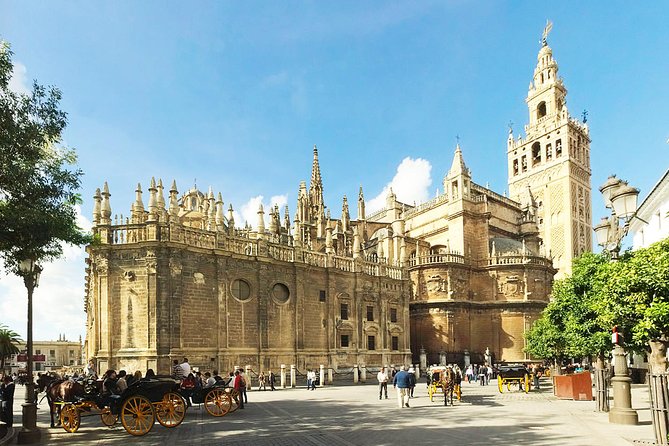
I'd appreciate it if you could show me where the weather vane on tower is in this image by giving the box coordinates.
[542,19,553,46]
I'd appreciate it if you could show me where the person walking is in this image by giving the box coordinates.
[377,367,389,400]
[268,370,276,391]
[258,371,267,391]
[408,367,416,398]
[392,366,411,408]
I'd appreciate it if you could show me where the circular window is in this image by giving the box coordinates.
[271,283,290,303]
[231,279,251,302]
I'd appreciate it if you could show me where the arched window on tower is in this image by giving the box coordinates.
[556,139,562,157]
[546,143,552,161]
[537,101,547,120]
[513,159,519,176]
[532,142,541,166]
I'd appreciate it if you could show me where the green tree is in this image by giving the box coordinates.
[525,252,613,363]
[0,40,90,272]
[598,237,669,373]
[0,324,22,373]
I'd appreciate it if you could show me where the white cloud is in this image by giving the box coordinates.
[8,61,30,95]
[234,194,289,230]
[0,206,92,343]
[366,157,433,213]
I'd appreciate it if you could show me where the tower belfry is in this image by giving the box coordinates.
[507,22,592,277]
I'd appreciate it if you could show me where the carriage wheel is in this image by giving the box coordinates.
[204,388,232,417]
[156,392,186,428]
[121,395,155,436]
[497,375,504,393]
[524,374,530,393]
[225,388,241,413]
[60,404,81,433]
[100,407,118,427]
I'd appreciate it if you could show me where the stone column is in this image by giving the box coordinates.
[353,365,359,383]
[319,364,325,387]
[609,345,639,425]
[439,351,447,366]
[415,364,420,379]
[245,365,252,391]
[361,365,367,382]
[280,364,286,389]
[463,349,471,368]
[290,364,296,388]
[327,367,334,384]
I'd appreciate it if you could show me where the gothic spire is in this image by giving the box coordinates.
[169,180,179,221]
[448,143,470,178]
[357,185,365,220]
[310,144,322,191]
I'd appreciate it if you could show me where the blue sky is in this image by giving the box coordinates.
[1,1,668,341]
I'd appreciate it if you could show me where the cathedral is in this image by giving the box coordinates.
[84,30,590,374]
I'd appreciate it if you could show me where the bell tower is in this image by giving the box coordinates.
[507,22,592,277]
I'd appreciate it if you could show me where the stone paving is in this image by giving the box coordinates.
[3,379,658,445]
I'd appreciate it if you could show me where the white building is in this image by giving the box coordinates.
[630,168,669,249]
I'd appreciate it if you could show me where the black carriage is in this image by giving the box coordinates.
[496,364,530,394]
[179,381,236,417]
[59,377,186,436]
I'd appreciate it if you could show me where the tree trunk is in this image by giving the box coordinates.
[648,339,669,445]
[594,353,609,412]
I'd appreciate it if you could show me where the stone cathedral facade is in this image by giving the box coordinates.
[84,33,590,373]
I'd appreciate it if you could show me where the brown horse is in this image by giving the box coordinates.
[440,368,455,407]
[36,373,85,428]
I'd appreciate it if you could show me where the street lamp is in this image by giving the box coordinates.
[17,257,42,444]
[595,175,640,425]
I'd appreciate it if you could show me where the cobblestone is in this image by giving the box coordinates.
[2,379,658,445]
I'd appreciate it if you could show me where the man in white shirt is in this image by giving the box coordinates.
[181,358,191,376]
[377,367,389,400]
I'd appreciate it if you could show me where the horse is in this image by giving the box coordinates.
[440,367,456,407]
[36,373,85,428]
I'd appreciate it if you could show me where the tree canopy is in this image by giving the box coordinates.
[526,237,669,362]
[0,41,90,274]
[0,323,22,372]
[525,252,613,361]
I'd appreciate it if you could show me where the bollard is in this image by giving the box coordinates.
[353,364,359,384]
[361,365,367,382]
[319,364,325,387]
[415,364,420,379]
[245,365,252,391]
[280,364,286,389]
[290,364,296,388]
[328,367,334,384]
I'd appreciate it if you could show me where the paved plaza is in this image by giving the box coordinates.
[2,379,657,445]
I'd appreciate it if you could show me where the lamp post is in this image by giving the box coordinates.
[17,258,42,444]
[594,175,639,425]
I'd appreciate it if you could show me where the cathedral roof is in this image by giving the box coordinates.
[489,237,535,256]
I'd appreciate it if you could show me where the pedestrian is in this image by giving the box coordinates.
[0,375,15,427]
[532,364,541,390]
[258,371,266,391]
[408,367,416,398]
[306,369,313,390]
[377,367,389,400]
[268,370,276,391]
[238,369,248,404]
[479,364,487,386]
[393,366,411,408]
[233,370,245,409]
[310,370,317,390]
[84,359,97,378]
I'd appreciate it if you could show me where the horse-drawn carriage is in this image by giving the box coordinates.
[427,366,462,405]
[178,380,236,417]
[60,377,186,436]
[496,364,530,394]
